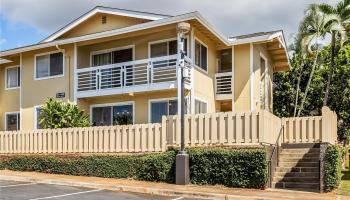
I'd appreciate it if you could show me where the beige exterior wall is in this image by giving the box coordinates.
[0,60,21,130]
[77,27,177,68]
[253,43,274,111]
[20,44,75,130]
[233,44,251,112]
[78,90,177,124]
[192,29,218,113]
[59,13,150,39]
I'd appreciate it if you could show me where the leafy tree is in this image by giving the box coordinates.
[39,98,90,129]
[297,4,337,116]
[317,0,350,106]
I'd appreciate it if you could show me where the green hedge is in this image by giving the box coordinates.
[324,145,342,191]
[0,151,176,183]
[188,148,267,188]
[0,148,267,188]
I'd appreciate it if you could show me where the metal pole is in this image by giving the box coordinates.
[180,36,185,153]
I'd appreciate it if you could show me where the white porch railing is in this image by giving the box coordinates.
[76,55,192,98]
[215,72,232,100]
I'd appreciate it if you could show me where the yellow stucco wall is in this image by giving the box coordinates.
[233,44,250,112]
[59,13,150,39]
[253,43,274,111]
[193,29,217,113]
[0,60,21,130]
[20,44,75,130]
[78,90,177,124]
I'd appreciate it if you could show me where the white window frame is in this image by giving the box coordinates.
[89,45,135,66]
[194,97,208,114]
[34,50,65,80]
[5,65,20,90]
[5,111,20,131]
[148,37,189,58]
[34,105,43,129]
[148,97,177,123]
[90,101,135,125]
[194,37,209,74]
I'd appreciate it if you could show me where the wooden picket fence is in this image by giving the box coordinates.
[0,107,337,154]
[0,124,165,154]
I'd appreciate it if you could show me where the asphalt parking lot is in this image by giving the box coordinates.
[0,180,201,200]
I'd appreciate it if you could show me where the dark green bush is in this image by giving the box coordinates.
[188,147,268,188]
[324,145,342,191]
[0,148,268,188]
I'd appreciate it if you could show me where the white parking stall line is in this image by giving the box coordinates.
[172,197,184,200]
[28,189,102,200]
[0,183,37,188]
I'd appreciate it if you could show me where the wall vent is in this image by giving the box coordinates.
[102,16,107,24]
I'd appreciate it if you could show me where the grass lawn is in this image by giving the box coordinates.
[337,154,350,196]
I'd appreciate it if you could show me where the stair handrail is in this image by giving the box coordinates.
[268,125,284,188]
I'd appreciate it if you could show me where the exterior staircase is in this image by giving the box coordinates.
[272,144,320,191]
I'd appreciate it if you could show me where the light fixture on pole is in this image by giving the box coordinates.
[176,22,190,185]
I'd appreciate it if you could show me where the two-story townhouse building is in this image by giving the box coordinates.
[0,6,290,131]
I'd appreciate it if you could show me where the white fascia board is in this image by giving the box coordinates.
[1,12,230,57]
[42,7,168,43]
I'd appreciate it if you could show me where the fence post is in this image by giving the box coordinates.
[258,110,265,143]
[321,106,336,144]
[161,116,167,152]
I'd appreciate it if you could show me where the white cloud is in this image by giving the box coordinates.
[0,0,338,45]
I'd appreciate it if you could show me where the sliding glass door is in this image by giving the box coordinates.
[92,103,133,126]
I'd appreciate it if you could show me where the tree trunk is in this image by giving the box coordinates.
[323,31,336,106]
[293,59,304,117]
[297,48,319,117]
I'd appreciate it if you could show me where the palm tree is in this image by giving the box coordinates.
[297,5,337,117]
[318,0,350,106]
[289,33,307,117]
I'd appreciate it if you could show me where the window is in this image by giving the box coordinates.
[5,112,20,131]
[218,49,232,73]
[260,56,267,110]
[35,52,63,79]
[195,39,208,72]
[6,66,20,89]
[91,103,133,126]
[35,106,43,129]
[92,47,133,66]
[150,99,177,123]
[150,39,187,58]
[195,99,207,114]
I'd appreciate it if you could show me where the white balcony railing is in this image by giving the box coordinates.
[76,55,192,98]
[215,72,232,100]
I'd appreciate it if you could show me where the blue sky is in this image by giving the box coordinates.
[0,0,337,51]
[0,15,46,50]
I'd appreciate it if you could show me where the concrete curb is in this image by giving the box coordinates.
[0,175,267,200]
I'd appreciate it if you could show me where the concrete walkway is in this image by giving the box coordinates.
[0,170,345,200]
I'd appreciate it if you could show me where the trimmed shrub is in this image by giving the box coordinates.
[0,148,268,188]
[324,145,342,191]
[188,147,268,188]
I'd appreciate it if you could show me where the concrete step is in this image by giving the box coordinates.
[279,157,319,162]
[275,172,319,178]
[279,152,320,158]
[272,182,320,189]
[279,161,319,168]
[281,143,320,149]
[273,176,319,183]
[280,148,320,154]
[275,167,319,173]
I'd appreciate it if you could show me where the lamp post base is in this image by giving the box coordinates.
[176,151,190,185]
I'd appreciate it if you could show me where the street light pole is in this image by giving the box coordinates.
[176,22,190,185]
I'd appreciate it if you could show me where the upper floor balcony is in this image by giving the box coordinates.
[76,55,192,98]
